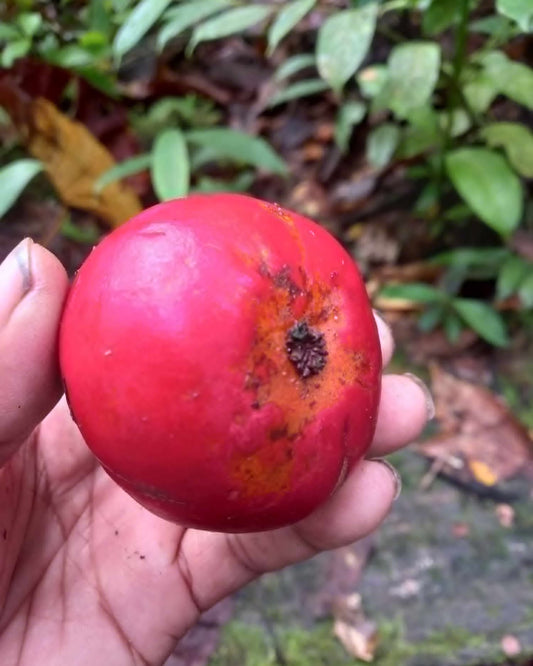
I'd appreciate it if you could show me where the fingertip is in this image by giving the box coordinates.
[295,459,398,551]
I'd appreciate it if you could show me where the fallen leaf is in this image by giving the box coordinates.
[25,98,141,227]
[332,593,378,662]
[415,364,533,494]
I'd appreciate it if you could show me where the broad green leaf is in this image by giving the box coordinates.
[61,217,101,244]
[452,298,509,346]
[316,4,378,93]
[186,128,287,175]
[335,101,366,152]
[380,42,441,118]
[481,50,533,110]
[496,254,531,301]
[0,159,42,218]
[418,304,445,332]
[445,148,523,236]
[188,5,273,53]
[193,171,255,193]
[379,282,445,304]
[481,122,533,178]
[17,12,42,37]
[443,311,463,343]
[366,123,400,168]
[1,39,31,67]
[151,129,190,201]
[0,22,20,40]
[423,0,460,35]
[157,0,235,50]
[274,53,316,82]
[431,247,508,268]
[357,64,387,98]
[268,79,329,108]
[95,153,152,192]
[497,0,533,31]
[470,15,516,37]
[397,106,440,159]
[462,72,498,114]
[518,272,533,308]
[113,0,172,60]
[267,0,316,55]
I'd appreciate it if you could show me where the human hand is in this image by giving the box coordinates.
[0,239,432,666]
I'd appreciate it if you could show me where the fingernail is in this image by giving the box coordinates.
[0,238,33,323]
[403,373,435,421]
[371,458,402,501]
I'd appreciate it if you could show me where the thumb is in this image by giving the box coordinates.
[0,238,69,464]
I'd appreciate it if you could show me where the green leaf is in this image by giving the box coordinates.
[380,282,445,304]
[17,12,42,37]
[452,298,509,346]
[423,0,461,36]
[397,106,440,159]
[113,0,172,60]
[481,122,533,178]
[418,304,445,332]
[496,0,533,32]
[496,254,531,301]
[188,5,273,53]
[431,247,509,268]
[267,0,316,55]
[0,22,21,41]
[268,79,329,108]
[185,128,287,175]
[1,39,31,67]
[316,3,378,93]
[443,310,464,343]
[356,64,387,99]
[274,53,316,82]
[0,159,42,218]
[445,148,523,236]
[462,72,498,114]
[193,171,255,194]
[157,0,235,51]
[481,50,533,110]
[366,123,400,168]
[151,129,190,201]
[380,42,441,118]
[518,272,533,308]
[61,217,101,245]
[335,101,366,152]
[95,153,152,193]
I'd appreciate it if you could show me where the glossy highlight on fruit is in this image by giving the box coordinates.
[59,194,382,532]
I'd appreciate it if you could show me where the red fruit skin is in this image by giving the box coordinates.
[59,194,381,532]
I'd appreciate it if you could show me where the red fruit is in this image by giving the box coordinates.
[59,194,381,532]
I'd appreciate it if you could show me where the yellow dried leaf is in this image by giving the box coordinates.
[468,459,498,487]
[26,98,141,227]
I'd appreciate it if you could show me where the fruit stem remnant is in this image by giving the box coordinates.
[286,321,328,379]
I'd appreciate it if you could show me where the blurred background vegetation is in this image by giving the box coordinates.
[1,1,533,664]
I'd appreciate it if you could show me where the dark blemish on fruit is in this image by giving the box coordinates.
[2,529,7,540]
[269,425,289,441]
[286,321,328,379]
[273,265,302,299]
[114,529,119,536]
[251,400,260,410]
[139,554,145,560]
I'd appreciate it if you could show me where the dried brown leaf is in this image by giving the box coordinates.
[332,593,378,662]
[417,364,533,488]
[24,98,141,227]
